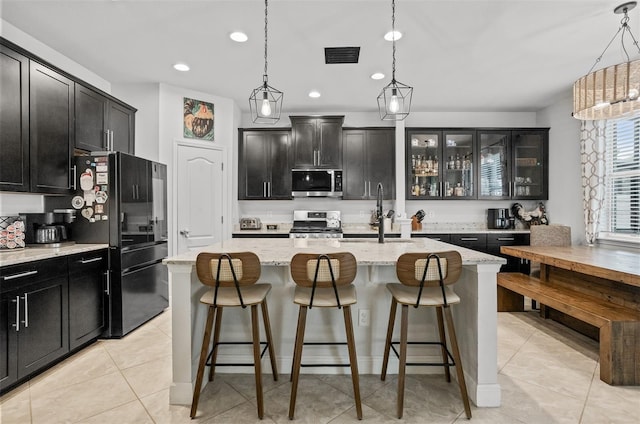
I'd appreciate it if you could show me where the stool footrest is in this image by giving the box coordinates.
[301,363,350,367]
[206,341,270,367]
[390,341,456,367]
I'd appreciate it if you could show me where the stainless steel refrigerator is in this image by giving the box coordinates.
[46,152,168,337]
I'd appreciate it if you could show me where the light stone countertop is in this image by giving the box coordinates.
[0,244,109,267]
[164,237,506,267]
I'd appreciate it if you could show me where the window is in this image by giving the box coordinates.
[601,116,640,242]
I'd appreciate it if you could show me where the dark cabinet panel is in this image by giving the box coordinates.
[0,257,69,391]
[75,85,135,154]
[0,45,29,192]
[75,84,109,152]
[449,233,487,250]
[291,116,343,168]
[238,129,291,199]
[486,233,530,272]
[343,129,395,199]
[108,101,135,154]
[29,61,74,194]
[68,251,108,350]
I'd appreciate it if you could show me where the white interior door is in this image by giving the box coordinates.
[176,145,223,253]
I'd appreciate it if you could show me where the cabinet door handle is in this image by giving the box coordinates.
[104,130,109,150]
[460,237,479,241]
[509,181,512,197]
[2,270,38,281]
[12,296,20,332]
[268,182,272,197]
[109,129,114,150]
[71,165,77,190]
[21,294,28,328]
[105,270,111,295]
[80,257,103,264]
[497,237,515,241]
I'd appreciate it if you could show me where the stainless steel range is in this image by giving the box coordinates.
[289,210,343,238]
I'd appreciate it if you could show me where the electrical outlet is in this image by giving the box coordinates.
[428,210,435,218]
[358,309,370,327]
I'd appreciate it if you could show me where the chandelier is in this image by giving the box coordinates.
[249,0,283,124]
[377,0,413,121]
[573,2,640,120]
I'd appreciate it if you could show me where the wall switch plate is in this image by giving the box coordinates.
[358,309,370,327]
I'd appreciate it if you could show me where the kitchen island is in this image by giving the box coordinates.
[164,238,506,407]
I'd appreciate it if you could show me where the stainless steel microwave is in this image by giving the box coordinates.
[291,169,343,197]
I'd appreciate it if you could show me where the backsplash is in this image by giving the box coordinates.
[0,193,44,215]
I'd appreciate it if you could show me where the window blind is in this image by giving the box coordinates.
[602,117,640,239]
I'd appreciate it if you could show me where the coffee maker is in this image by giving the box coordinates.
[487,208,512,229]
[19,210,76,246]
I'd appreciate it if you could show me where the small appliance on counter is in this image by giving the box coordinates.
[19,211,76,247]
[487,208,513,229]
[240,217,262,230]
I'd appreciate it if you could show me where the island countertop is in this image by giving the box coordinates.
[164,237,507,266]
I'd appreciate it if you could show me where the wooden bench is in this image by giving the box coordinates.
[497,271,640,386]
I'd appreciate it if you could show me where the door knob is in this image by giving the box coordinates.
[179,229,190,238]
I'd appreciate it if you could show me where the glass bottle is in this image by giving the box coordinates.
[464,154,471,170]
[433,156,439,173]
[426,156,433,172]
[455,154,461,170]
[448,156,455,170]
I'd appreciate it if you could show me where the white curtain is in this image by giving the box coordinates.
[580,120,607,245]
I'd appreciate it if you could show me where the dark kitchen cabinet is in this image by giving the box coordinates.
[477,129,548,200]
[291,116,343,168]
[449,233,487,250]
[343,128,395,199]
[238,129,291,199]
[486,233,530,272]
[0,45,29,192]
[75,84,135,154]
[0,257,69,392]
[406,129,476,199]
[68,250,108,350]
[29,61,74,194]
[120,153,149,204]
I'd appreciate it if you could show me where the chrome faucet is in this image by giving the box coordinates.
[376,183,384,243]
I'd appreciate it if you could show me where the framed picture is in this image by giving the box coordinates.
[183,97,214,140]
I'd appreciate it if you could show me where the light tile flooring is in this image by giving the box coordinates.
[1,309,639,423]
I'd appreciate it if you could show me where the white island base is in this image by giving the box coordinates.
[164,238,505,408]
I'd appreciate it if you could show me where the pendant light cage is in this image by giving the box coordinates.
[573,2,640,120]
[249,0,283,124]
[378,0,413,121]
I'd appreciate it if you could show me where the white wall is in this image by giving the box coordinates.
[536,93,584,245]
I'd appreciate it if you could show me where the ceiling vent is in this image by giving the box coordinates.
[324,47,360,64]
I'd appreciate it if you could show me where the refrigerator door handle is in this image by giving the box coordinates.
[71,165,77,190]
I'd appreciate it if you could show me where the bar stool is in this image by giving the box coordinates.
[381,251,471,419]
[191,252,278,419]
[289,252,362,420]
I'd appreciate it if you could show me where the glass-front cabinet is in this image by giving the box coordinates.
[478,129,548,200]
[406,129,475,199]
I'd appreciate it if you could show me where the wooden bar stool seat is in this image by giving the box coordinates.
[381,251,471,419]
[289,252,363,420]
[190,252,278,420]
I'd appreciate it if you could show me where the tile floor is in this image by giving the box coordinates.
[1,309,639,423]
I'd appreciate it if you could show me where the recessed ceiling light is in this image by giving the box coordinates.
[173,63,190,72]
[384,31,402,41]
[230,32,248,42]
[370,72,385,80]
[308,90,321,98]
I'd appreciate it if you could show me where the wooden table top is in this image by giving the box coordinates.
[500,245,640,288]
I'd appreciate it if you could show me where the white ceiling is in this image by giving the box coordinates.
[2,0,639,115]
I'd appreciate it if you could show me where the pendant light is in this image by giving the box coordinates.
[377,0,413,121]
[249,0,283,124]
[573,2,640,120]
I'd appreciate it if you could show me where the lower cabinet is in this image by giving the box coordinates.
[68,251,108,350]
[0,249,108,394]
[0,257,69,391]
[485,233,530,272]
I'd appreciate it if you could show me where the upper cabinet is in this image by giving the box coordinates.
[0,39,136,194]
[406,129,476,200]
[29,61,74,194]
[291,116,343,168]
[0,45,29,192]
[75,85,135,154]
[343,128,395,200]
[238,129,291,200]
[478,129,548,200]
